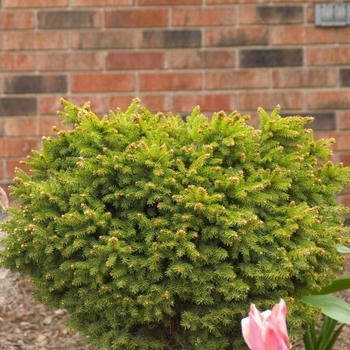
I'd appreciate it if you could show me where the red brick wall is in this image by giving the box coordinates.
[1,0,350,205]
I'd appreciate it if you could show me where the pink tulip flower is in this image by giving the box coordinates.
[241,299,290,350]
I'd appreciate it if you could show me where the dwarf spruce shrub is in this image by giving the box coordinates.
[1,99,350,349]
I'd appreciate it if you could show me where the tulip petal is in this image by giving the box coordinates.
[272,299,287,324]
[271,300,290,347]
[241,300,290,350]
[264,316,289,350]
[241,317,252,349]
[249,305,268,350]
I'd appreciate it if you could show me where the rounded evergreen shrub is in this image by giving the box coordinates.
[1,99,349,349]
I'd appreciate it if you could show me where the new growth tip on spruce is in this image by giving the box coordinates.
[1,99,349,349]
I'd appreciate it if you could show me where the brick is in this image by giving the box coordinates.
[307,3,344,25]
[273,0,330,3]
[6,160,30,179]
[313,132,350,152]
[139,0,200,4]
[105,9,167,28]
[339,186,350,195]
[340,69,350,86]
[139,73,202,91]
[3,0,68,7]
[206,70,270,90]
[71,74,135,92]
[170,50,236,69]
[282,112,335,131]
[141,30,201,48]
[39,96,105,116]
[272,69,336,88]
[0,119,4,137]
[0,98,37,116]
[0,139,40,157]
[37,53,103,71]
[106,95,141,112]
[338,111,350,130]
[106,52,165,70]
[5,75,67,94]
[239,91,303,111]
[339,27,350,43]
[340,185,350,196]
[306,91,350,110]
[306,4,314,24]
[71,31,134,49]
[107,95,171,113]
[0,161,4,180]
[205,27,268,47]
[72,0,133,6]
[3,32,68,50]
[239,6,303,25]
[306,47,350,66]
[138,95,171,112]
[339,154,350,166]
[0,11,34,29]
[38,117,71,136]
[309,113,336,131]
[172,8,236,26]
[172,94,237,114]
[64,96,105,115]
[3,117,38,137]
[207,0,268,3]
[0,54,35,71]
[240,49,303,68]
[339,193,350,208]
[38,97,67,116]
[38,10,101,29]
[270,26,336,45]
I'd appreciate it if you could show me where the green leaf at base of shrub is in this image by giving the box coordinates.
[315,275,350,295]
[301,295,350,325]
[303,316,344,350]
[337,245,350,254]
